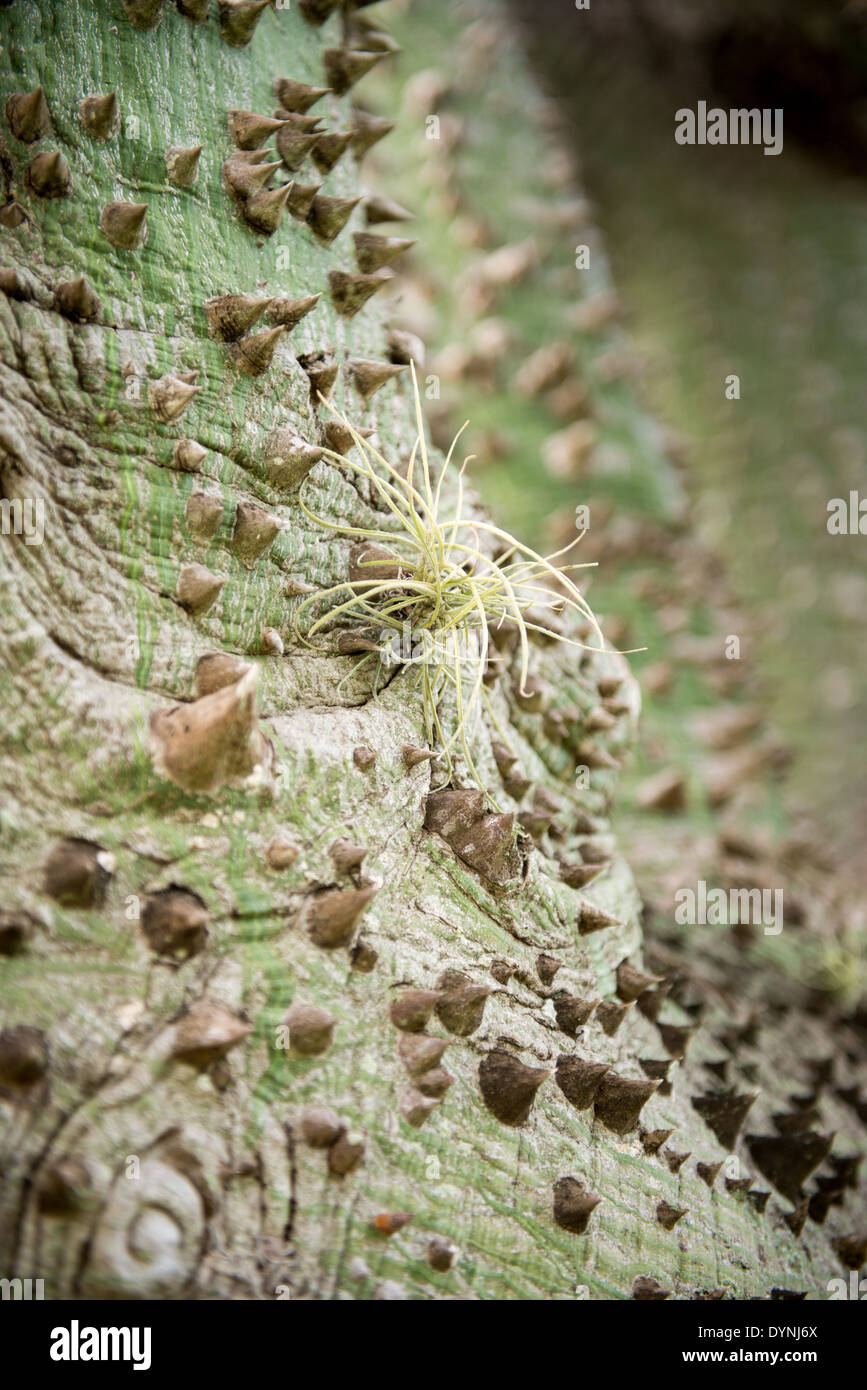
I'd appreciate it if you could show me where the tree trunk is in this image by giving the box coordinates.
[0,0,863,1301]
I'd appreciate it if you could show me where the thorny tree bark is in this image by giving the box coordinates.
[0,0,864,1301]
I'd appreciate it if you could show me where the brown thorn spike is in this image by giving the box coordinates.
[79,92,119,140]
[389,989,442,1033]
[185,492,223,542]
[657,1202,688,1231]
[5,86,51,142]
[664,1149,691,1174]
[427,1236,458,1272]
[636,982,672,1022]
[0,1026,49,1087]
[264,833,297,869]
[1,205,27,231]
[268,293,320,329]
[616,961,664,1002]
[704,1058,730,1083]
[37,1157,92,1216]
[304,886,376,949]
[536,953,562,986]
[275,125,321,172]
[347,358,407,402]
[231,501,280,563]
[397,1035,449,1077]
[658,1023,694,1059]
[350,108,394,159]
[402,745,437,771]
[639,1058,673,1092]
[222,157,283,201]
[400,1089,441,1129]
[0,910,38,956]
[747,1131,835,1204]
[772,1103,821,1136]
[692,1090,758,1151]
[148,667,272,794]
[416,1068,454,1099]
[122,0,166,29]
[177,564,224,614]
[149,373,200,421]
[784,1198,809,1237]
[596,1000,633,1036]
[328,1130,366,1177]
[44,838,112,908]
[307,193,361,244]
[641,1127,675,1154]
[287,181,321,221]
[559,861,605,889]
[578,901,622,936]
[353,231,415,274]
[553,1177,602,1235]
[833,1233,867,1271]
[274,78,331,113]
[229,325,284,377]
[301,1105,342,1147]
[100,201,148,250]
[329,269,391,319]
[435,971,492,1036]
[364,193,414,226]
[218,0,270,48]
[204,294,273,342]
[1,205,27,229]
[330,839,367,874]
[553,995,598,1036]
[479,1048,551,1126]
[172,1001,251,1066]
[725,1175,753,1195]
[0,269,30,300]
[632,1276,671,1300]
[371,1212,413,1237]
[350,939,377,973]
[283,1002,335,1056]
[324,48,386,97]
[696,1160,723,1188]
[748,1190,770,1213]
[424,790,485,838]
[555,1055,609,1110]
[227,110,288,150]
[348,542,402,583]
[297,350,338,403]
[141,886,209,959]
[387,329,425,368]
[26,151,72,199]
[242,183,292,235]
[55,277,101,323]
[350,110,394,161]
[348,16,400,52]
[262,430,323,490]
[594,1073,659,1134]
[177,0,210,19]
[165,144,202,188]
[298,0,339,24]
[311,131,353,175]
[460,816,518,883]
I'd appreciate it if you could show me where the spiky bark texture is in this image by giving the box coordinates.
[0,0,863,1302]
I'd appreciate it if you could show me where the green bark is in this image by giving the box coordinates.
[0,0,863,1301]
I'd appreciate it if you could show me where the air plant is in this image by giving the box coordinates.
[295,366,609,791]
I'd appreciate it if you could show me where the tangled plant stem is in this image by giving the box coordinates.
[295,366,618,790]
